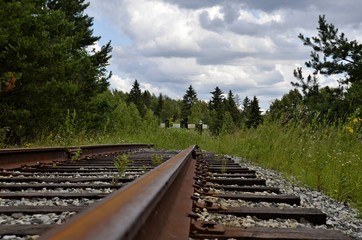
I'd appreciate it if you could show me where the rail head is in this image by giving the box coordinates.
[39,145,197,240]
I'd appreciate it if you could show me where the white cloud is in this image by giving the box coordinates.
[87,0,362,110]
[108,74,134,93]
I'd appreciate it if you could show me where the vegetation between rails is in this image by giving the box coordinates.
[113,154,132,178]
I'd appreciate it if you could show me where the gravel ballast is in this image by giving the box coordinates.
[228,155,362,239]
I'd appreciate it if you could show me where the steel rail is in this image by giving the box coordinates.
[0,143,153,170]
[40,145,197,240]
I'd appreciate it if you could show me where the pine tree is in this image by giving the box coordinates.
[0,0,112,142]
[181,85,197,121]
[241,96,251,127]
[209,86,224,134]
[295,15,362,119]
[224,90,241,127]
[127,80,145,117]
[142,90,152,108]
[246,96,262,128]
[155,94,164,118]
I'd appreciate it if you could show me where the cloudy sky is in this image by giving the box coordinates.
[86,0,362,110]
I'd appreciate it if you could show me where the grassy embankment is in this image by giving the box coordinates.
[27,121,362,214]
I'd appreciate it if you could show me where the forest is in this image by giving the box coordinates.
[1,1,362,211]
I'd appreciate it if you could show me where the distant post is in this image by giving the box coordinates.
[198,120,203,134]
[165,119,170,128]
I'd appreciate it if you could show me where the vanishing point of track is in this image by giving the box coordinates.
[0,144,352,239]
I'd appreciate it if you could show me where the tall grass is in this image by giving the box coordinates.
[128,123,362,212]
[26,121,362,213]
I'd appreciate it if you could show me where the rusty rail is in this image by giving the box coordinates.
[0,144,153,170]
[39,145,198,240]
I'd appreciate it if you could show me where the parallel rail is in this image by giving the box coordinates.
[0,144,153,169]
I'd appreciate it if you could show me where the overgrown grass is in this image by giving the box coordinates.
[127,124,362,213]
[23,122,362,213]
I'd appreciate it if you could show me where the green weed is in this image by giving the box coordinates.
[221,158,228,174]
[113,154,132,178]
[71,148,81,161]
[142,165,148,173]
[151,154,163,166]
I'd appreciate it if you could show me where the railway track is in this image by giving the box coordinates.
[0,144,354,239]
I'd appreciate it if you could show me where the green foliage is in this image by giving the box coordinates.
[0,127,10,148]
[58,109,78,146]
[189,100,210,125]
[154,93,164,118]
[181,85,197,120]
[127,80,146,117]
[209,87,224,135]
[113,154,132,178]
[292,15,362,122]
[151,154,163,166]
[142,165,148,173]
[160,97,181,123]
[71,148,82,161]
[224,90,241,127]
[0,0,112,144]
[242,96,263,128]
[221,111,237,135]
[267,89,303,124]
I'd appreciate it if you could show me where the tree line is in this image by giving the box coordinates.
[1,0,361,145]
[126,81,263,135]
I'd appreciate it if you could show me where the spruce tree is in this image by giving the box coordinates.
[224,90,241,127]
[127,80,145,117]
[181,85,197,121]
[209,86,224,135]
[246,96,262,128]
[241,96,251,127]
[155,94,164,118]
[0,0,112,142]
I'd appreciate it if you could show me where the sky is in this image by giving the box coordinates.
[86,0,362,110]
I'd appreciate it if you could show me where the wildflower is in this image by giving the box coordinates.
[346,126,354,133]
[352,118,359,124]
